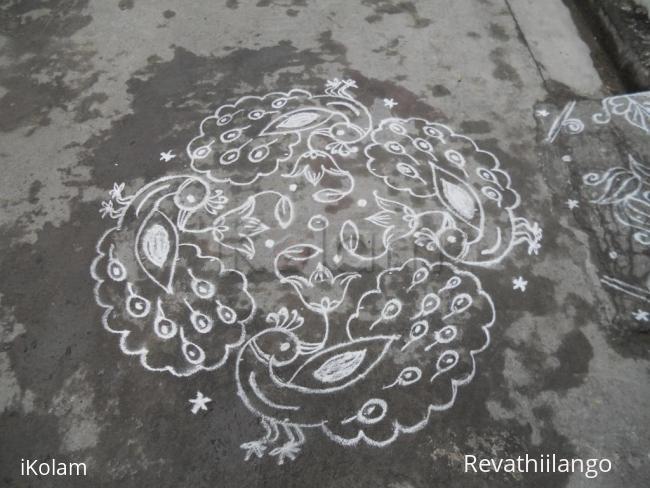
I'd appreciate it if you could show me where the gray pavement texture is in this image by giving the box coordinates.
[0,1,649,488]
[579,0,650,89]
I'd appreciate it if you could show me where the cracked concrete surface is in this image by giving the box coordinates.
[0,1,648,487]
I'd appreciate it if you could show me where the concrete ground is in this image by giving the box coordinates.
[0,1,648,487]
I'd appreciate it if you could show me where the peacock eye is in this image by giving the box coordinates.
[420,293,440,316]
[381,299,402,320]
[248,145,270,162]
[193,145,212,159]
[445,149,465,167]
[182,341,206,365]
[436,325,457,343]
[216,114,233,126]
[154,301,177,339]
[450,293,472,315]
[410,320,429,339]
[357,399,387,424]
[444,276,461,290]
[481,186,502,203]
[398,367,422,385]
[411,267,429,286]
[478,168,498,184]
[191,311,213,334]
[397,162,420,179]
[108,260,126,281]
[413,138,433,152]
[190,273,215,299]
[436,350,459,373]
[217,302,237,324]
[220,148,240,165]
[385,142,405,154]
[220,128,242,143]
[126,284,151,318]
[271,97,287,109]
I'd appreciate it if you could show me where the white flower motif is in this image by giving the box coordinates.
[99,200,114,219]
[383,98,398,109]
[160,150,176,162]
[109,182,125,200]
[566,199,579,210]
[512,276,528,292]
[189,391,212,414]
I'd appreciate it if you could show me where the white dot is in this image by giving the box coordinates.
[562,155,572,162]
[265,239,274,248]
[289,184,297,192]
[186,195,196,203]
[336,129,345,136]
[333,255,342,264]
[357,199,367,207]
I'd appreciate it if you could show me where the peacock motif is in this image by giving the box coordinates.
[91,79,542,463]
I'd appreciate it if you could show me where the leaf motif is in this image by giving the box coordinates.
[135,210,179,292]
[340,220,360,252]
[142,224,170,268]
[593,170,640,205]
[628,101,650,133]
[383,227,398,248]
[280,244,322,262]
[277,112,321,129]
[373,193,411,216]
[262,109,331,135]
[274,195,294,229]
[313,188,346,203]
[366,210,393,228]
[240,217,270,237]
[237,237,255,260]
[630,155,650,179]
[440,178,477,220]
[288,336,395,392]
[304,167,324,186]
[312,350,367,383]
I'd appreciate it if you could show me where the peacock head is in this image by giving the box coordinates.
[249,328,301,367]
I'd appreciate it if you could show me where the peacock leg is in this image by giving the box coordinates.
[269,423,304,465]
[240,418,279,461]
[513,217,543,255]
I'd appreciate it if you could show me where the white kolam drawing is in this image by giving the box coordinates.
[583,155,650,305]
[583,155,650,247]
[592,91,650,134]
[91,79,542,463]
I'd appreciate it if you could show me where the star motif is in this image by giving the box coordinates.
[632,310,649,322]
[189,391,212,414]
[535,108,550,118]
[160,150,176,162]
[566,199,579,210]
[512,276,528,292]
[383,98,398,109]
